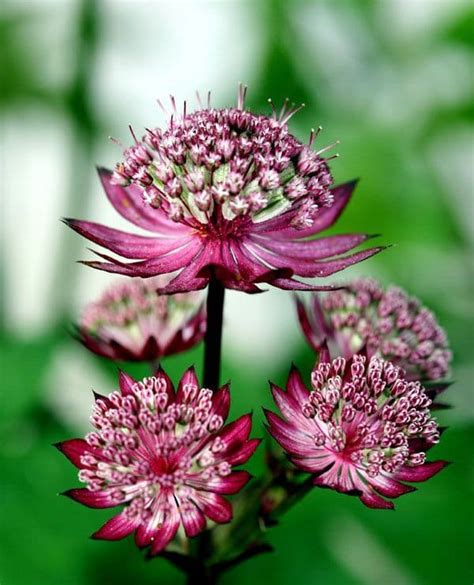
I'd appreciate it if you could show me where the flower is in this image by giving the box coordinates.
[55,368,259,555]
[76,276,205,362]
[265,351,448,509]
[296,278,452,381]
[65,86,384,293]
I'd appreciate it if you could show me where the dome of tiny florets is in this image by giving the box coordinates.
[56,368,259,554]
[112,86,335,230]
[78,276,205,361]
[297,278,452,381]
[266,353,447,509]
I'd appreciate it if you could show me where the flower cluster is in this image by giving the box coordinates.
[114,92,334,227]
[297,278,452,381]
[266,352,447,509]
[56,88,452,568]
[56,368,259,555]
[77,276,205,361]
[65,87,383,293]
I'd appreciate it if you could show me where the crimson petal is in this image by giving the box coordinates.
[91,511,140,540]
[64,218,188,259]
[249,233,371,260]
[62,488,118,508]
[395,460,449,483]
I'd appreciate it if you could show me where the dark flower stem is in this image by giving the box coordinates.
[186,567,217,585]
[203,276,225,390]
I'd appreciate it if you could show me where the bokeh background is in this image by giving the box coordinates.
[1,0,473,584]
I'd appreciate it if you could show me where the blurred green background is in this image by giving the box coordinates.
[1,0,473,584]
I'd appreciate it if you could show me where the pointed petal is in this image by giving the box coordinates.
[211,385,231,420]
[180,502,206,537]
[186,470,251,494]
[54,439,96,468]
[292,453,335,473]
[64,218,189,259]
[218,414,252,452]
[360,489,394,510]
[91,511,140,540]
[149,506,180,555]
[119,370,136,395]
[76,329,118,359]
[270,278,343,291]
[286,366,311,404]
[270,383,313,432]
[249,233,371,260]
[156,247,210,293]
[176,366,200,404]
[196,492,233,524]
[317,340,331,363]
[395,460,449,483]
[225,438,261,466]
[256,180,358,238]
[62,488,118,508]
[295,296,320,351]
[245,241,385,277]
[271,383,301,420]
[369,474,416,498]
[81,239,202,277]
[152,367,176,401]
[264,410,316,457]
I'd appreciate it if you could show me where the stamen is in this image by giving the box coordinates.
[128,125,139,144]
[316,141,340,156]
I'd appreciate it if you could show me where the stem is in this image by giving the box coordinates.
[203,277,225,390]
[186,567,217,585]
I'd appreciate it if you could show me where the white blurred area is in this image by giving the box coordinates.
[1,0,473,377]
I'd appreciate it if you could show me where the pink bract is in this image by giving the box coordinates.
[56,368,259,555]
[66,88,384,293]
[266,351,447,509]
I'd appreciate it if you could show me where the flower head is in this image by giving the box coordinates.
[77,276,205,361]
[265,352,447,509]
[56,368,259,555]
[296,278,452,381]
[66,86,383,293]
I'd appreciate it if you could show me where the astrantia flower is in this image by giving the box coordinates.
[265,352,447,509]
[56,368,259,555]
[296,278,452,381]
[65,86,383,293]
[77,276,205,361]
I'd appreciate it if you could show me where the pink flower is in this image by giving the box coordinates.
[296,278,452,381]
[77,276,205,362]
[65,87,383,293]
[56,368,259,555]
[265,351,448,509]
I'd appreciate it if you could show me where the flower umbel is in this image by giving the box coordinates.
[65,86,384,293]
[56,368,259,555]
[296,278,452,381]
[265,351,447,509]
[77,276,205,361]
